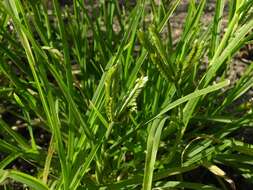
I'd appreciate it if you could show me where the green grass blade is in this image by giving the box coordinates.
[210,0,225,57]
[153,181,220,190]
[149,80,230,122]
[0,170,49,190]
[143,117,168,190]
[69,138,103,190]
[0,119,30,150]
[52,0,73,93]
[0,153,21,169]
[101,165,199,189]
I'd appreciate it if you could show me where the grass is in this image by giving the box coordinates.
[0,0,253,189]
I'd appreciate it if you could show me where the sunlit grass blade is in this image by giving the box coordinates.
[0,169,49,190]
[210,0,225,57]
[149,80,230,122]
[143,117,168,190]
[203,162,235,189]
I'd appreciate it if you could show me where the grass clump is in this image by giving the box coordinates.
[0,0,253,189]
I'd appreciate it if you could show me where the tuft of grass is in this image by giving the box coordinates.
[0,0,253,189]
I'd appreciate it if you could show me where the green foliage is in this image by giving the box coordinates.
[0,0,253,189]
[105,64,119,122]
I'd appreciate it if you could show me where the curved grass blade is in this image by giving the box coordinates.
[148,80,230,123]
[0,169,49,190]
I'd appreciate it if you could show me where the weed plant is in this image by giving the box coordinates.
[0,0,253,189]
